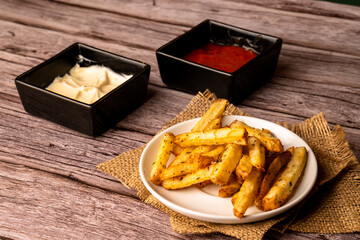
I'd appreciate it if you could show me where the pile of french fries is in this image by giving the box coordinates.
[150,99,307,219]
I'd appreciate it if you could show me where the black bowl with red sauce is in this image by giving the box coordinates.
[156,20,282,103]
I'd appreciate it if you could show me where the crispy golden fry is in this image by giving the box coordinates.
[248,136,266,171]
[255,150,292,209]
[174,127,247,147]
[160,162,198,180]
[218,174,242,198]
[202,145,226,162]
[150,133,175,185]
[287,146,295,155]
[232,167,263,218]
[191,99,228,132]
[197,180,212,189]
[169,145,214,167]
[206,117,222,130]
[262,147,307,211]
[235,154,253,180]
[149,101,306,219]
[161,165,216,189]
[161,155,213,181]
[168,147,195,167]
[171,100,226,161]
[262,128,272,134]
[171,144,184,156]
[211,143,242,185]
[195,155,214,168]
[231,120,283,152]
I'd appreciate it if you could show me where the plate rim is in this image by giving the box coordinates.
[139,115,318,224]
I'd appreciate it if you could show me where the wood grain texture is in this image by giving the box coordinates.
[0,161,237,240]
[0,0,359,239]
[228,0,360,20]
[51,0,360,55]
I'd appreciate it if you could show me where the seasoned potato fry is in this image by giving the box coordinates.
[162,165,216,189]
[174,127,247,147]
[218,174,242,197]
[168,146,195,167]
[235,153,253,180]
[202,145,226,162]
[287,146,295,155]
[206,117,222,130]
[197,180,212,189]
[171,100,226,161]
[231,120,283,152]
[262,147,307,211]
[162,155,213,180]
[160,162,198,180]
[248,136,266,171]
[232,167,263,218]
[195,155,214,168]
[150,133,175,185]
[171,144,184,156]
[211,143,242,185]
[255,150,292,209]
[169,145,213,167]
[191,99,228,132]
[149,101,307,219]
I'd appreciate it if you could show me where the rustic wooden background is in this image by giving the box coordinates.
[0,0,359,239]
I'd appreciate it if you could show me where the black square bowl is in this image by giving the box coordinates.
[156,19,282,103]
[15,43,151,136]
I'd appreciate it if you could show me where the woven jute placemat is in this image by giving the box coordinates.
[98,90,359,240]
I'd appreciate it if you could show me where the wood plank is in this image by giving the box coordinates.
[1,3,359,90]
[1,65,359,198]
[1,153,358,239]
[46,0,360,56]
[1,17,359,101]
[2,49,358,132]
[0,161,236,240]
[0,1,358,239]
[0,58,358,192]
[1,5,359,89]
[228,0,360,20]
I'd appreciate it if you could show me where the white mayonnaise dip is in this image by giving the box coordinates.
[46,64,133,104]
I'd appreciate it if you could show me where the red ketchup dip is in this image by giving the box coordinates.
[183,42,257,73]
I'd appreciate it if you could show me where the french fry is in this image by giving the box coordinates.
[255,150,292,209]
[211,143,242,185]
[232,167,263,218]
[160,155,213,180]
[218,174,242,197]
[169,145,214,167]
[161,165,216,190]
[191,99,228,132]
[262,147,307,211]
[206,117,222,130]
[235,153,253,180]
[174,127,247,147]
[168,147,195,167]
[231,120,283,152]
[202,145,226,162]
[171,144,184,156]
[160,162,198,180]
[197,180,212,189]
[248,136,266,171]
[149,101,307,219]
[171,99,226,163]
[150,133,175,185]
[195,155,214,168]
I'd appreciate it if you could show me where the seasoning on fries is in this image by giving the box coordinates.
[149,99,308,219]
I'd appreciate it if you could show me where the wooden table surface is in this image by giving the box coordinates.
[0,0,359,239]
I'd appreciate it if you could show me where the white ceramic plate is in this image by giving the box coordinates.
[139,115,317,224]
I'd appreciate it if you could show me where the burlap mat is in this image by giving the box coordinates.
[98,90,359,239]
